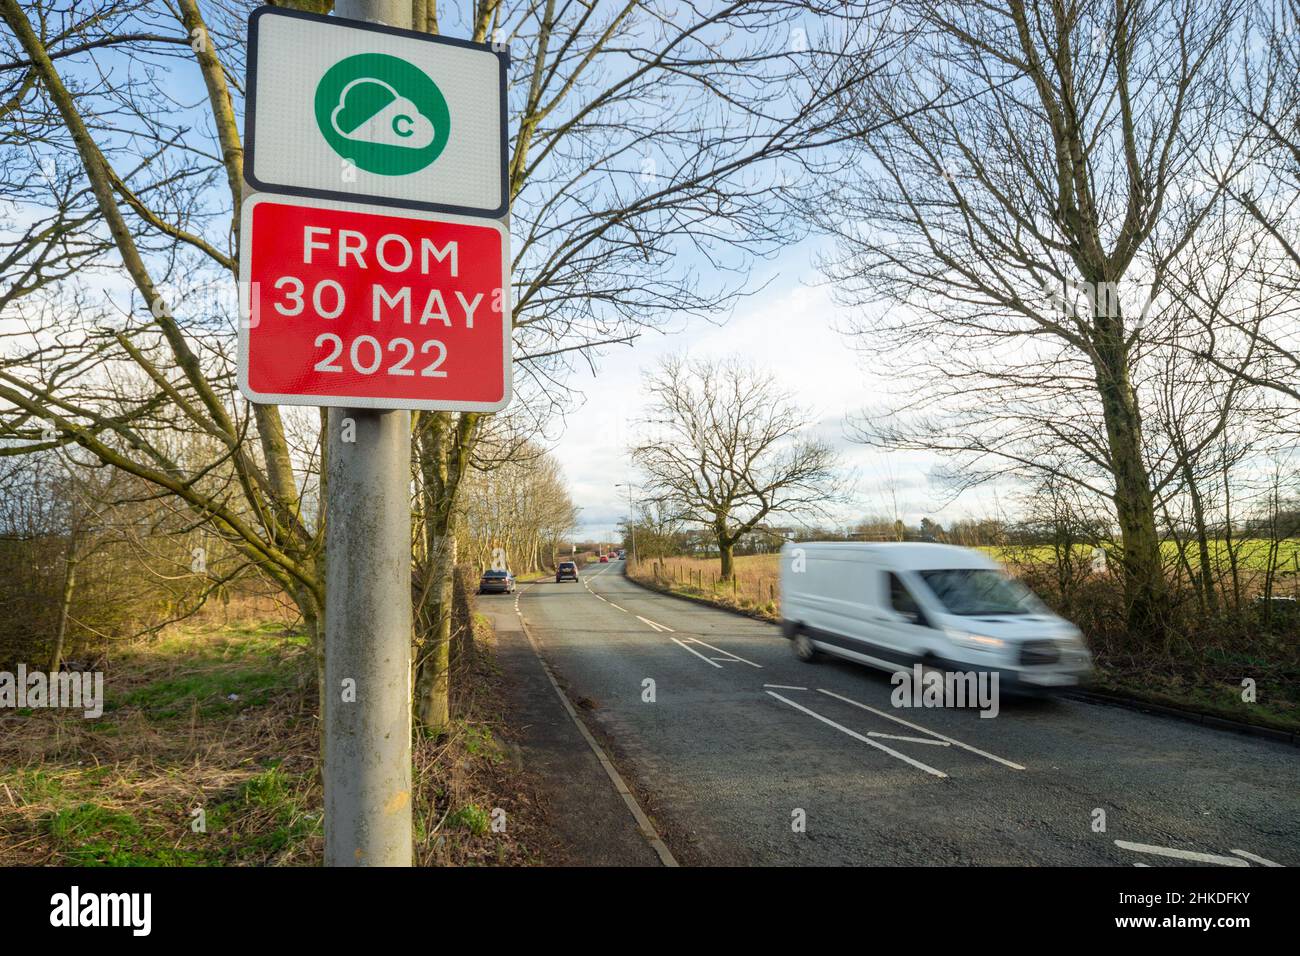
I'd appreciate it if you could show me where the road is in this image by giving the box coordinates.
[495,560,1299,867]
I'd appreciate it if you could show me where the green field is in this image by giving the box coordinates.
[985,539,1300,576]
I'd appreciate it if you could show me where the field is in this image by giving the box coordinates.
[630,553,783,620]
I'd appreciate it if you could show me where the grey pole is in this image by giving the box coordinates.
[325,407,413,867]
[336,0,411,27]
[324,0,415,868]
[617,481,636,564]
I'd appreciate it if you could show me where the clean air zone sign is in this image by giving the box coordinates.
[246,7,508,217]
[238,6,511,412]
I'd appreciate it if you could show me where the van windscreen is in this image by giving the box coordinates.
[918,569,1043,616]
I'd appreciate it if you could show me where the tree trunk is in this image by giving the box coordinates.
[1181,460,1218,615]
[291,580,325,720]
[414,521,454,733]
[412,411,480,734]
[718,536,735,581]
[1222,456,1241,612]
[49,546,77,672]
[1095,347,1168,642]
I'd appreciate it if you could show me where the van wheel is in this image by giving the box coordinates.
[793,633,818,663]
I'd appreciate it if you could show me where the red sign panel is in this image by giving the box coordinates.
[238,194,510,411]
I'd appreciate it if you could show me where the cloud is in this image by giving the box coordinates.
[330,78,435,150]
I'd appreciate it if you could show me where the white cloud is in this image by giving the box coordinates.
[551,245,1014,538]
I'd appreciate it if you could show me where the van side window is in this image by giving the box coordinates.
[888,573,922,621]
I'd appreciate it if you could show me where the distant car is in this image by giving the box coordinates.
[556,561,578,582]
[599,555,609,563]
[478,569,515,594]
[617,550,626,559]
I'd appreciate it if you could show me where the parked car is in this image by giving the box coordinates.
[478,569,516,594]
[616,550,626,559]
[556,561,579,582]
[778,542,1091,691]
[599,555,609,563]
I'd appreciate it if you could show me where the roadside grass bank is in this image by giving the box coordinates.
[628,555,781,622]
[626,554,1300,735]
[0,605,554,865]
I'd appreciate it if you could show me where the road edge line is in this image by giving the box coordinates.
[513,605,679,867]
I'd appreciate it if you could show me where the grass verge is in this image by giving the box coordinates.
[0,614,554,865]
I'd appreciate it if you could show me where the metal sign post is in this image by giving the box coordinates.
[238,0,511,866]
[327,0,413,871]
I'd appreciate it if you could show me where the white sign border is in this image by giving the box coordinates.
[237,192,512,413]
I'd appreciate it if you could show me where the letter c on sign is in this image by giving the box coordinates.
[392,114,414,138]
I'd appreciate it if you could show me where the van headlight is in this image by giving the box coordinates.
[944,628,1006,650]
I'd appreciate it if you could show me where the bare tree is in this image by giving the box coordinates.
[459,442,577,574]
[0,0,891,732]
[1195,0,1300,408]
[805,0,1271,641]
[632,353,840,579]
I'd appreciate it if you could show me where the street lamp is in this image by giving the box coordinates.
[614,482,636,564]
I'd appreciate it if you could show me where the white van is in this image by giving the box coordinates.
[779,542,1091,690]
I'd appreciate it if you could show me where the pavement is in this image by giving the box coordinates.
[481,560,1300,867]
[482,595,662,866]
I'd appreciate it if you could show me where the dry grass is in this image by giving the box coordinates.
[412,611,555,866]
[0,621,320,866]
[629,553,781,620]
[0,612,556,866]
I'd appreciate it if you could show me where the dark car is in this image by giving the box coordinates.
[556,561,579,583]
[478,569,515,594]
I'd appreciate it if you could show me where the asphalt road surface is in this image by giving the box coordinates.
[495,560,1299,867]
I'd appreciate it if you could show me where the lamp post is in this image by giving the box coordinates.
[615,482,637,564]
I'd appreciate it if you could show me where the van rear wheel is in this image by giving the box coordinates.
[793,633,818,663]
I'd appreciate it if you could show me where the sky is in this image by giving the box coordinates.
[546,236,1010,542]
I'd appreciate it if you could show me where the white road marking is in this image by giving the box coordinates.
[867,732,951,746]
[1114,841,1250,867]
[683,636,761,668]
[1230,848,1282,867]
[608,603,627,612]
[766,692,947,778]
[816,688,1025,771]
[637,615,674,633]
[763,684,807,691]
[670,637,722,667]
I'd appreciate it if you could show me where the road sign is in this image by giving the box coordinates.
[238,193,511,412]
[245,6,508,218]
